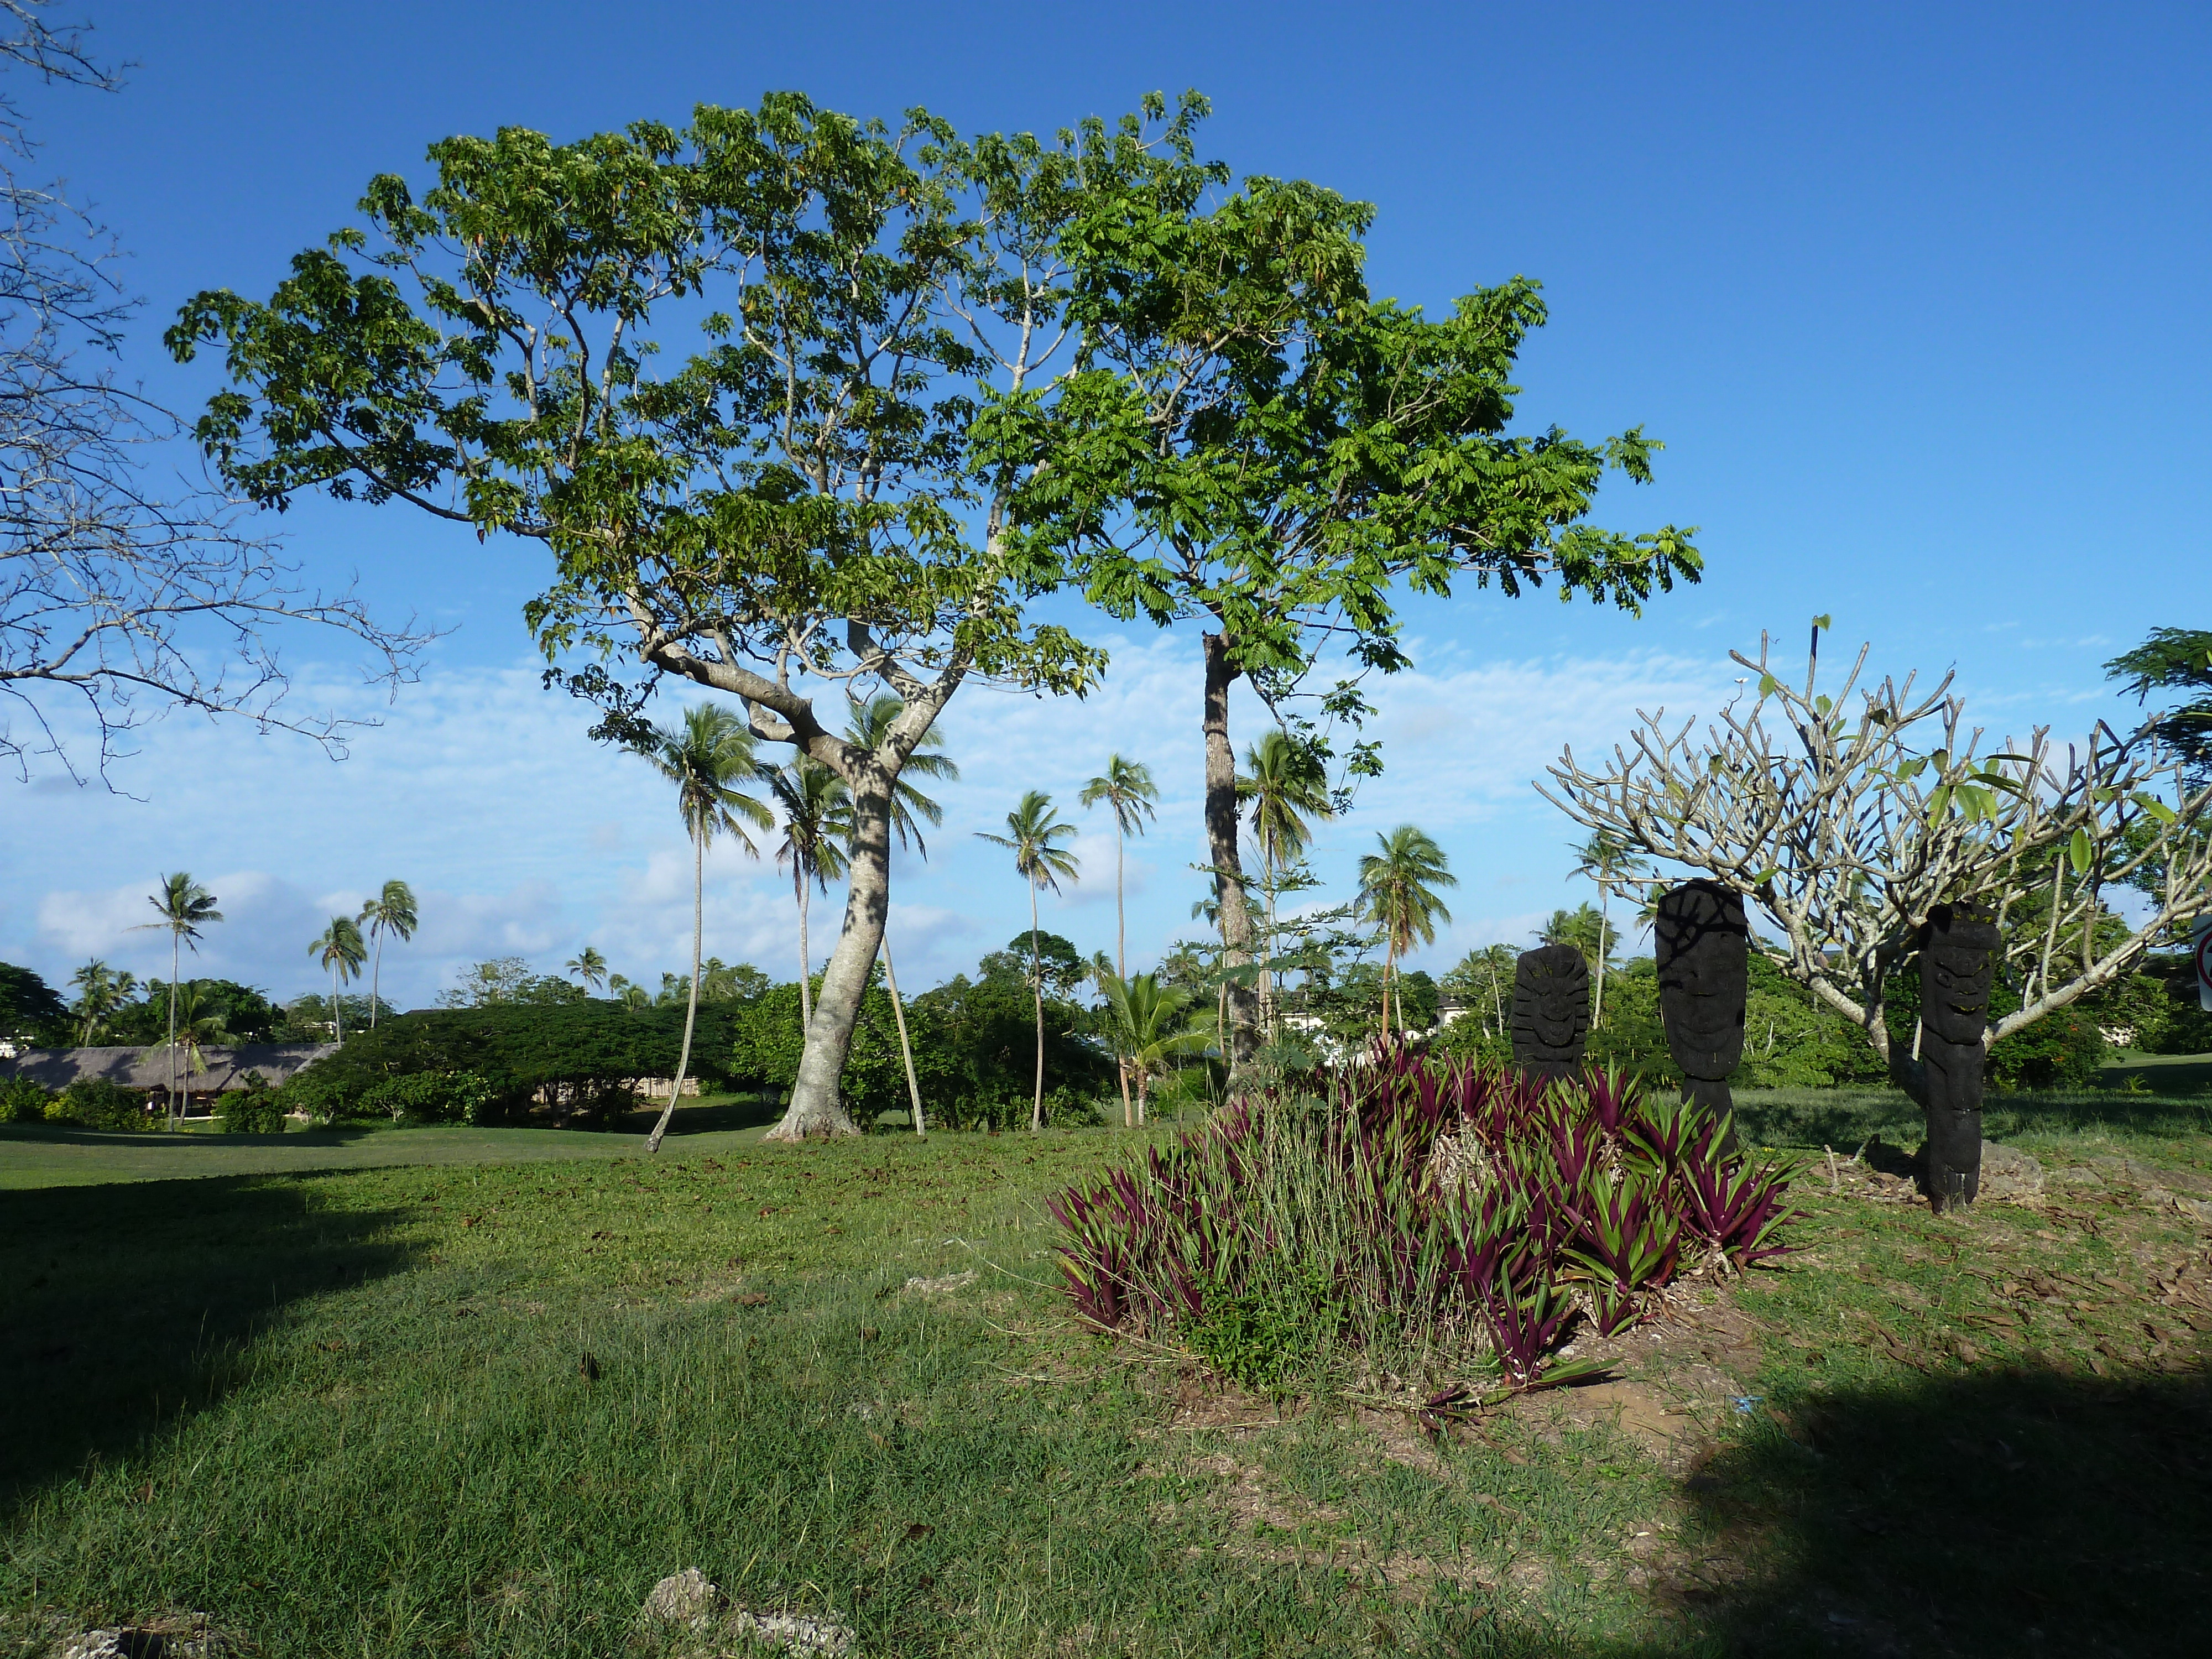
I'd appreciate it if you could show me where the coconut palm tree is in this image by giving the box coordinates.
[1538,903,1616,981]
[1570,831,1644,1029]
[977,790,1081,1131]
[67,959,136,1044]
[566,946,609,993]
[846,693,959,1136]
[309,915,368,1042]
[771,758,851,1029]
[356,879,418,1030]
[136,873,222,1123]
[1237,732,1333,1038]
[1356,827,1456,1037]
[169,981,230,1116]
[1096,968,1212,1126]
[1079,754,1160,985]
[635,703,775,1155]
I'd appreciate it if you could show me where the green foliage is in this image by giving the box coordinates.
[287,1002,736,1126]
[2106,625,2212,781]
[218,1072,288,1135]
[0,1074,52,1123]
[433,957,591,1010]
[52,1078,149,1131]
[0,962,67,1044]
[357,1071,499,1126]
[103,979,295,1045]
[1186,1265,1343,1396]
[907,967,1109,1130]
[727,978,932,1131]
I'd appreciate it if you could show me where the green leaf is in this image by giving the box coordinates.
[2068,827,2092,874]
[2131,792,2179,826]
[1926,785,1952,821]
[1758,673,1779,698]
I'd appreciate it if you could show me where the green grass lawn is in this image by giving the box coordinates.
[0,1092,791,1190]
[3,1082,2210,1656]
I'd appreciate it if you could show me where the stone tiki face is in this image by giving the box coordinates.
[1655,880,1749,1084]
[1511,945,1589,1080]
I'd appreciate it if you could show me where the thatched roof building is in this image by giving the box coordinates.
[1,1043,336,1095]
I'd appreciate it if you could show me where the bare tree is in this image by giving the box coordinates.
[0,2,421,781]
[1542,628,2212,1114]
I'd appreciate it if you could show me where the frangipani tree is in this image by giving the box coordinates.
[169,94,1217,1139]
[1541,628,2212,1115]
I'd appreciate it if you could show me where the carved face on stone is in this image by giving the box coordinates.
[1655,880,1749,1082]
[1512,945,1590,1060]
[1919,902,2000,1046]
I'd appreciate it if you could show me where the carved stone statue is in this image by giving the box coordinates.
[1511,945,1589,1084]
[1655,880,1748,1153]
[1918,901,2001,1212]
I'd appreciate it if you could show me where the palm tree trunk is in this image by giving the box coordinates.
[1115,823,1127,984]
[371,927,383,1031]
[1030,879,1045,1132]
[881,932,925,1136]
[1118,1058,1134,1130]
[1490,953,1506,1034]
[1592,886,1609,1030]
[795,867,813,1027]
[647,827,705,1155]
[168,933,179,1126]
[1381,940,1395,1041]
[333,960,344,1045]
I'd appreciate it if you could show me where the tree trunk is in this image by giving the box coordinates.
[1030,879,1045,1132]
[168,933,179,1125]
[1115,823,1126,984]
[1118,1058,1134,1129]
[646,828,704,1155]
[371,928,383,1031]
[795,867,813,1027]
[332,961,343,1044]
[1381,941,1395,1040]
[766,776,897,1140]
[881,931,925,1136]
[1202,632,1259,1062]
[1592,889,1608,1029]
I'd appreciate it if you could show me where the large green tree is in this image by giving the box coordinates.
[985,165,1699,1061]
[169,95,1212,1138]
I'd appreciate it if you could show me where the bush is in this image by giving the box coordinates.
[49,1078,153,1131]
[218,1071,288,1135]
[0,1074,50,1123]
[358,1070,499,1125]
[286,1002,728,1125]
[1049,1052,1802,1396]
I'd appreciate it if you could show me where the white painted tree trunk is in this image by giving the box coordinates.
[881,931,925,1136]
[646,827,703,1155]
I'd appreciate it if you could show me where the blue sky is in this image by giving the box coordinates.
[4,0,2209,1009]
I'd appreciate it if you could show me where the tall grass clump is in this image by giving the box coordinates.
[1047,1048,1802,1395]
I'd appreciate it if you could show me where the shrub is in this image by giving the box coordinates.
[357,1070,500,1125]
[218,1071,288,1135]
[50,1078,152,1131]
[1048,1050,1802,1396]
[0,1074,51,1123]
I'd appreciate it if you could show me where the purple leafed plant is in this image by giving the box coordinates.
[1047,1056,1802,1394]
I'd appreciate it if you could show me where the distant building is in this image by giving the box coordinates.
[0,1043,336,1113]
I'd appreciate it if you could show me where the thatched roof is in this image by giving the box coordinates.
[0,1043,337,1094]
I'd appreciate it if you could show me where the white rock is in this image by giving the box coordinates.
[902,1270,976,1295]
[640,1567,721,1629]
[729,1608,857,1656]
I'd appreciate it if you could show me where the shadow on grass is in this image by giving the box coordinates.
[0,1176,416,1518]
[1665,1363,2212,1657]
[1733,1087,2212,1154]
[609,1091,786,1136]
